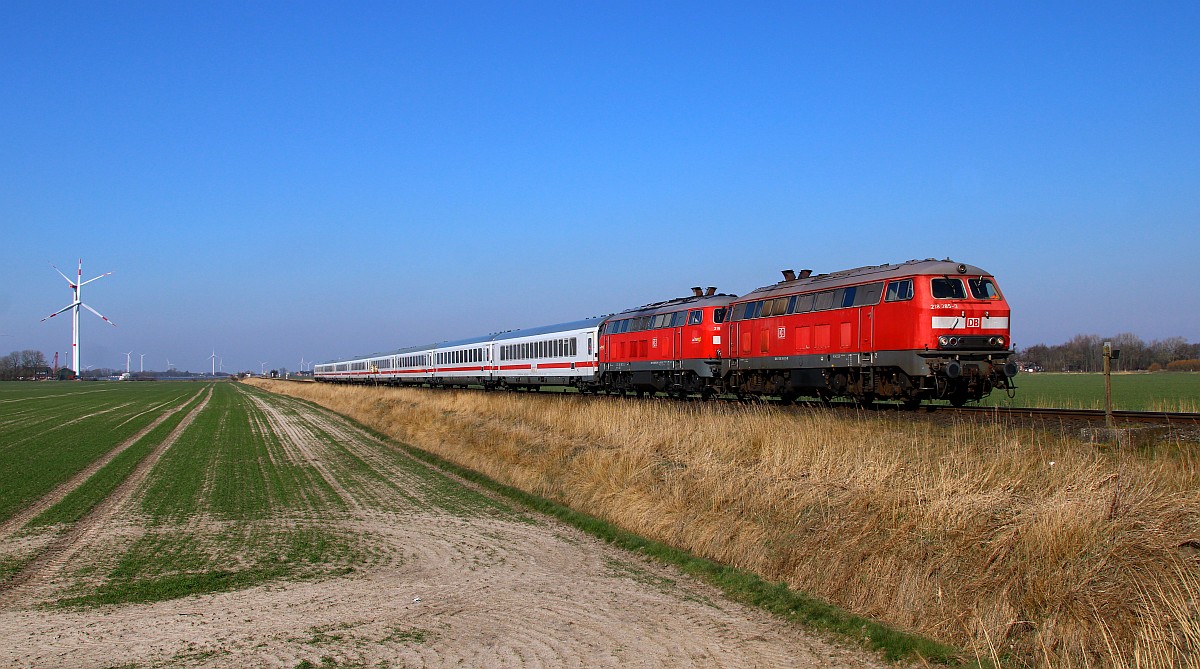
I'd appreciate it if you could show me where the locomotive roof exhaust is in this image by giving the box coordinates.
[781,269,796,281]
[691,287,703,297]
[705,287,716,296]
[798,269,813,279]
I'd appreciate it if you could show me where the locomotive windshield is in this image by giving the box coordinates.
[968,277,1002,300]
[931,278,967,299]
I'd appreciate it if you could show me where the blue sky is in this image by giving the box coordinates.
[1,2,1197,373]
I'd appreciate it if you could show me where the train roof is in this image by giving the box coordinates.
[491,316,608,342]
[612,292,737,318]
[738,258,996,301]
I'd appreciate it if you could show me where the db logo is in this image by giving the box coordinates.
[967,318,981,328]
[777,327,786,339]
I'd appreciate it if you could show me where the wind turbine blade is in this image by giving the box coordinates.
[41,303,77,321]
[80,271,113,286]
[50,264,75,286]
[81,303,117,327]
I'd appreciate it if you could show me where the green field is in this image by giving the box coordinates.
[0,380,518,607]
[980,371,1200,412]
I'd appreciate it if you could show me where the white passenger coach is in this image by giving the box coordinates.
[314,317,605,391]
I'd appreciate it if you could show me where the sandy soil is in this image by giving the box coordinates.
[0,386,893,668]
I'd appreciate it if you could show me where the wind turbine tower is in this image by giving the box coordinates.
[41,259,116,375]
[124,351,133,374]
[139,353,145,373]
[208,350,217,376]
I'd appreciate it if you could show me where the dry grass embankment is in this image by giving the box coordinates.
[246,379,1200,668]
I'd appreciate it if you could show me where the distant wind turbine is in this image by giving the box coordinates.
[208,350,217,376]
[260,361,267,375]
[41,259,116,375]
[124,351,133,374]
[139,353,145,373]
[166,358,173,370]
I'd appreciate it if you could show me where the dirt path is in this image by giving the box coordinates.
[0,386,893,668]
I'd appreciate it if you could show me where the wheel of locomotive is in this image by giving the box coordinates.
[948,391,969,407]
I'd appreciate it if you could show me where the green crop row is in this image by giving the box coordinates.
[28,389,211,528]
[0,382,204,523]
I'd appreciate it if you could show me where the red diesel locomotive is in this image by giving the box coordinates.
[596,286,735,398]
[716,258,1016,406]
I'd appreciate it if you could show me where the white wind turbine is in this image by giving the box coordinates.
[260,361,267,375]
[166,358,173,370]
[139,353,145,373]
[124,351,133,374]
[208,350,217,376]
[299,356,308,372]
[41,259,116,376]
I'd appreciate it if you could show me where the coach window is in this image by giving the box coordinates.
[792,294,814,313]
[968,277,1001,300]
[772,297,789,316]
[931,278,967,299]
[885,279,914,302]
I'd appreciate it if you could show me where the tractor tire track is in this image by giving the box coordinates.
[0,387,214,609]
[245,391,366,513]
[0,388,207,543]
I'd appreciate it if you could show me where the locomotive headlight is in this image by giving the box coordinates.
[949,337,960,347]
[988,337,999,346]
[997,336,1005,347]
[938,336,950,347]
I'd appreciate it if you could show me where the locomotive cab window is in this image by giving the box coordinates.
[931,278,967,299]
[688,310,703,325]
[713,308,726,323]
[885,279,914,302]
[968,277,1001,300]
